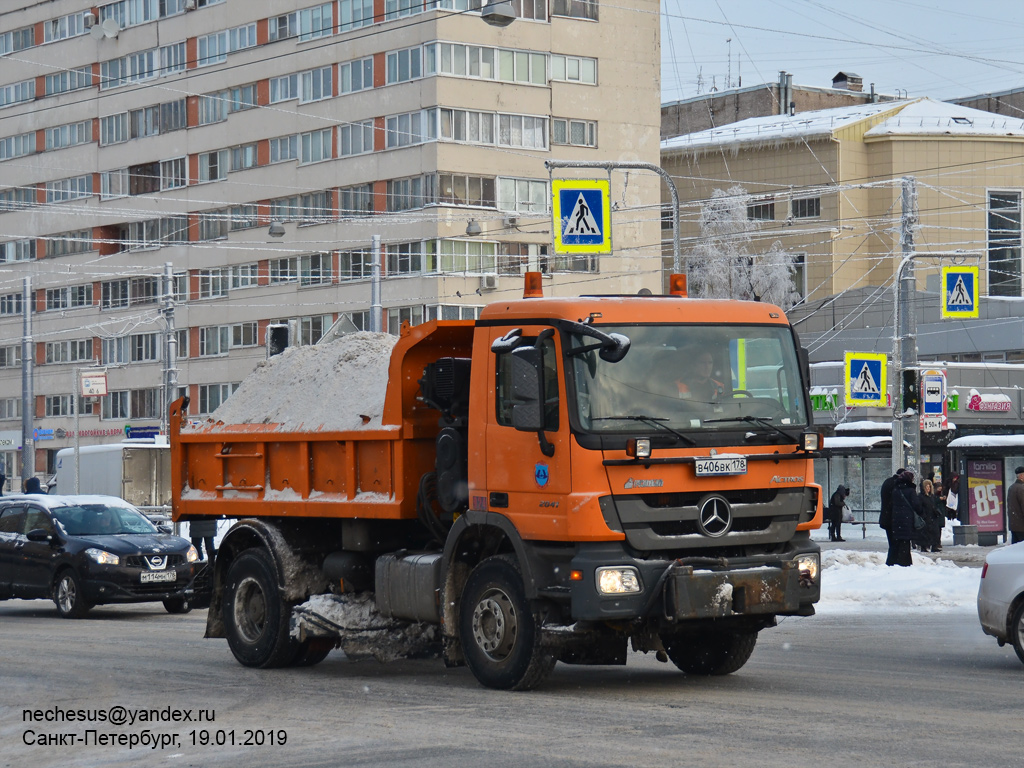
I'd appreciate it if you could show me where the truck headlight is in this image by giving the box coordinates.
[795,553,819,583]
[596,567,642,594]
[85,548,120,566]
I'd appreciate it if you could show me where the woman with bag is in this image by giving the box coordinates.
[889,471,923,567]
[919,479,943,553]
[827,485,850,542]
[945,475,961,522]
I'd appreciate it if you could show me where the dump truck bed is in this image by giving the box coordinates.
[170,321,474,522]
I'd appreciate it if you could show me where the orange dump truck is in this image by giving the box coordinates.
[171,275,823,690]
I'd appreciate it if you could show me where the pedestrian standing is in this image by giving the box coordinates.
[945,474,961,521]
[827,485,850,542]
[1008,466,1024,545]
[889,471,922,567]
[190,519,218,562]
[919,479,943,553]
[879,468,904,556]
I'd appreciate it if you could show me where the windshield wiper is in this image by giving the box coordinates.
[702,415,797,443]
[592,415,696,445]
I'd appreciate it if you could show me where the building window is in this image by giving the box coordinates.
[340,184,373,216]
[790,252,807,300]
[386,306,424,336]
[197,383,238,415]
[386,242,426,275]
[437,173,495,207]
[270,74,299,103]
[270,258,298,283]
[0,397,22,419]
[387,176,430,212]
[0,26,35,56]
[44,12,88,42]
[300,129,333,163]
[197,31,228,66]
[499,242,547,275]
[436,239,497,274]
[0,80,35,108]
[340,58,373,93]
[387,47,423,84]
[0,132,34,161]
[271,196,300,221]
[44,66,93,96]
[791,197,820,219]
[45,284,93,309]
[44,121,92,151]
[199,269,229,299]
[101,168,129,199]
[199,326,230,356]
[45,339,93,365]
[101,389,160,420]
[386,111,427,148]
[199,92,228,124]
[300,66,333,103]
[199,212,229,241]
[100,113,129,145]
[231,143,259,172]
[45,176,91,204]
[0,293,23,315]
[232,322,258,347]
[511,0,547,21]
[299,191,333,224]
[747,198,775,221]
[46,231,93,258]
[989,191,1022,297]
[198,150,228,182]
[298,3,334,41]
[339,0,374,30]
[0,345,22,367]
[131,333,159,362]
[230,205,258,231]
[270,135,299,163]
[102,280,129,309]
[299,315,332,344]
[339,249,372,280]
[0,239,36,263]
[384,0,422,21]
[45,395,73,416]
[230,263,259,288]
[161,157,187,189]
[550,55,597,84]
[551,118,596,147]
[0,188,35,211]
[551,0,598,20]
[497,178,547,213]
[427,43,546,86]
[299,253,332,285]
[340,121,374,156]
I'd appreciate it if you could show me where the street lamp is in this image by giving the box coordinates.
[481,1,515,26]
[268,221,286,237]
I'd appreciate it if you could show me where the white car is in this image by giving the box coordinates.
[977,543,1024,663]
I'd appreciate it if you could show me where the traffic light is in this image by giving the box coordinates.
[902,369,920,412]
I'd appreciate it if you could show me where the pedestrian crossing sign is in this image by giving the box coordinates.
[844,351,888,407]
[941,266,979,318]
[552,179,611,254]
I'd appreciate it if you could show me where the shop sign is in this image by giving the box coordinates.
[968,460,1005,533]
[966,389,1012,413]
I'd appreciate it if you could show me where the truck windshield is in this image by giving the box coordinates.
[570,324,808,436]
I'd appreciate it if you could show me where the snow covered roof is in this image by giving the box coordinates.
[947,434,1024,449]
[863,98,1024,138]
[661,97,1024,154]
[835,420,891,433]
[661,100,902,153]
[824,435,898,451]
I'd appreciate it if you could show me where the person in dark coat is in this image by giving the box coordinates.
[24,476,45,494]
[0,470,5,496]
[889,471,922,567]
[878,468,904,552]
[919,479,943,553]
[190,519,218,562]
[1008,466,1024,545]
[827,485,850,542]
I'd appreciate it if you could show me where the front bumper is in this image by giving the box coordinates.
[79,564,200,605]
[567,539,820,623]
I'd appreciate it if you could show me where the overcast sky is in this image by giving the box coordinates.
[660,0,1024,105]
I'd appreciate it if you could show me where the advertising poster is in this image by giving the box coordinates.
[968,460,1005,533]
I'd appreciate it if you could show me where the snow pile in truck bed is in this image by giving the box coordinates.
[207,332,398,431]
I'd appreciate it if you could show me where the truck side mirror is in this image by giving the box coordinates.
[509,346,545,432]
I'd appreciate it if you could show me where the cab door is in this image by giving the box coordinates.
[484,328,572,540]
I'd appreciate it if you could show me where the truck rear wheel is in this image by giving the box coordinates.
[223,549,296,668]
[663,630,758,676]
[459,555,555,691]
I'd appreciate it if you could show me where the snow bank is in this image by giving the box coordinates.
[818,549,980,614]
[206,332,398,432]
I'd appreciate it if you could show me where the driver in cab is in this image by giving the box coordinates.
[677,349,725,404]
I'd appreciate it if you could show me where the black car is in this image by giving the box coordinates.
[0,494,201,617]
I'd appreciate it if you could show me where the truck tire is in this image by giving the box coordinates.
[54,569,92,619]
[459,555,555,691]
[663,630,758,676]
[223,549,296,668]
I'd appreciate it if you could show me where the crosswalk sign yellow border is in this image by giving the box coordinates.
[940,266,979,318]
[552,178,611,254]
[845,352,888,407]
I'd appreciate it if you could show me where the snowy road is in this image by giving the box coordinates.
[1,544,1021,768]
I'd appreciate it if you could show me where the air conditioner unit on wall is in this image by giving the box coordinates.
[480,274,498,291]
[83,12,97,28]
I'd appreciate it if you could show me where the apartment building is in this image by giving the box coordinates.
[0,0,662,481]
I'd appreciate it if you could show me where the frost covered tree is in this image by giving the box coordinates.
[688,185,799,309]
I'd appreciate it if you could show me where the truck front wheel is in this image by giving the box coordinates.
[459,555,555,691]
[663,630,758,676]
[223,549,296,668]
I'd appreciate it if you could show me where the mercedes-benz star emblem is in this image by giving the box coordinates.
[698,495,732,537]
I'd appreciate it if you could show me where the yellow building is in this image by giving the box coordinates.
[661,98,1024,304]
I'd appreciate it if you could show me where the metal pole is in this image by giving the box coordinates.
[370,235,382,333]
[544,160,681,275]
[73,367,80,494]
[21,276,33,487]
[162,262,177,436]
[892,177,920,478]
